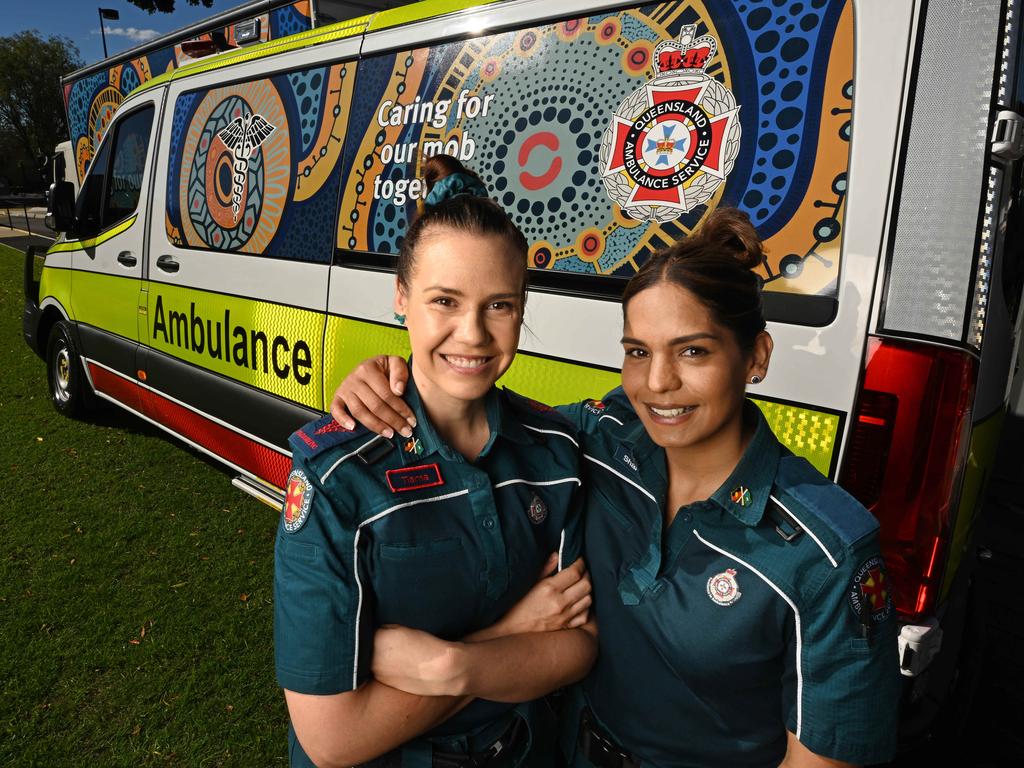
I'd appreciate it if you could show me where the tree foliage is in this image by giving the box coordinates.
[126,0,215,13]
[0,31,82,190]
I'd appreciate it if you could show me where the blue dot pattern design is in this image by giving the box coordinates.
[733,0,845,230]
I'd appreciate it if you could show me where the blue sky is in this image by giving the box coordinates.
[7,0,250,68]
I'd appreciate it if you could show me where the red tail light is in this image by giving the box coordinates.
[839,337,976,621]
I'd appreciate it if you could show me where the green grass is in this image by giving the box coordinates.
[0,244,288,766]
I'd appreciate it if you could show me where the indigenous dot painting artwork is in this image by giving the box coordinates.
[62,1,312,185]
[165,60,355,262]
[338,0,853,299]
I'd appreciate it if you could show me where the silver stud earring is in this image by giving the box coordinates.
[750,375,762,385]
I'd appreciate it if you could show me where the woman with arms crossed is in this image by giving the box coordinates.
[275,188,597,767]
[330,208,901,767]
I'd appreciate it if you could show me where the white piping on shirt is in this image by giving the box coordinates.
[598,414,624,426]
[558,528,566,571]
[692,529,804,739]
[770,494,839,568]
[492,477,582,489]
[320,435,383,484]
[583,454,658,506]
[351,488,471,688]
[522,424,579,448]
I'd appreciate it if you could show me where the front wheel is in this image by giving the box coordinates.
[46,321,93,418]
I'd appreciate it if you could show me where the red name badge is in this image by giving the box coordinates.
[386,464,444,493]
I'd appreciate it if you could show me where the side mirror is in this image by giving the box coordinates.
[45,181,76,234]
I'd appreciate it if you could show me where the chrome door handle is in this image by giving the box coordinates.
[156,254,180,273]
[117,251,137,267]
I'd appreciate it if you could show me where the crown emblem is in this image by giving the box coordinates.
[653,25,717,76]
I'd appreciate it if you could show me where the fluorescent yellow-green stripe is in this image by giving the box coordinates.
[941,409,1004,599]
[47,215,137,254]
[129,0,500,97]
[322,317,840,475]
[753,401,839,477]
[367,0,500,31]
[130,15,371,97]
[39,266,74,320]
[69,271,142,340]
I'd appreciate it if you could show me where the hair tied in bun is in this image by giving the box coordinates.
[695,207,764,271]
[423,172,489,207]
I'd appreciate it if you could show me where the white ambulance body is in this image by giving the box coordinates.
[24,0,1024,742]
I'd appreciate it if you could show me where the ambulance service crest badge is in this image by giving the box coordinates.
[528,494,548,525]
[707,568,742,606]
[283,469,313,533]
[600,24,741,222]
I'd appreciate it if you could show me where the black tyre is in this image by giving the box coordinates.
[46,321,92,418]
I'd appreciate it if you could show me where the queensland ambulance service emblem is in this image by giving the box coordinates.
[600,24,741,222]
[528,494,548,525]
[707,568,742,606]
[848,555,892,625]
[283,469,313,533]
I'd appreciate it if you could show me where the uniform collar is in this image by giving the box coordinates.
[400,373,531,464]
[619,399,779,526]
[708,401,780,526]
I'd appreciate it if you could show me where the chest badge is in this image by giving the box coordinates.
[283,469,314,533]
[707,568,742,606]
[528,494,547,524]
[403,436,423,455]
[730,485,752,507]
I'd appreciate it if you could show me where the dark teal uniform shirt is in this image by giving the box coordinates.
[274,380,584,765]
[559,389,900,767]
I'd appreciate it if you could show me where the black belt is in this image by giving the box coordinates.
[359,715,526,768]
[578,708,639,768]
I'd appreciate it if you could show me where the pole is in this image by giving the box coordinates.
[99,9,109,58]
[23,204,32,236]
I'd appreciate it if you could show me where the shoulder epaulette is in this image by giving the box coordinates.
[502,388,575,430]
[288,415,370,461]
[776,455,880,549]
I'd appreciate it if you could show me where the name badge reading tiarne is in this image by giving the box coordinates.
[385,464,445,493]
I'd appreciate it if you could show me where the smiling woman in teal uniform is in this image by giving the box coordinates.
[329,208,901,768]
[274,185,598,767]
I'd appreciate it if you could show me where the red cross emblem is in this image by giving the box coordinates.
[860,566,888,612]
[283,469,313,532]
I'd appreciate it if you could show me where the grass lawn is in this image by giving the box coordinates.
[0,243,288,766]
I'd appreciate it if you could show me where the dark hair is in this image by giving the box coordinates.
[621,207,766,350]
[397,193,529,298]
[422,154,481,191]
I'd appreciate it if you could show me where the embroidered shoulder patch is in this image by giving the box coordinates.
[283,469,314,533]
[288,415,367,460]
[386,464,444,493]
[583,399,607,415]
[848,555,892,625]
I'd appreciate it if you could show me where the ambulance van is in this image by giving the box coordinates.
[22,0,1024,745]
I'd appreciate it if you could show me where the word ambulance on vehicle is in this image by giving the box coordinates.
[22,0,1024,746]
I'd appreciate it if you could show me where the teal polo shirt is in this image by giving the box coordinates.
[560,391,900,767]
[274,379,584,764]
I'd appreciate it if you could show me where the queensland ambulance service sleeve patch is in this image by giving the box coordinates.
[847,554,893,625]
[283,469,314,533]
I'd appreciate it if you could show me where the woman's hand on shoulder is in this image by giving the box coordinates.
[331,355,415,437]
[472,554,593,641]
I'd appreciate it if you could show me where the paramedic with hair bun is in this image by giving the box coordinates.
[274,168,597,767]
[329,207,901,768]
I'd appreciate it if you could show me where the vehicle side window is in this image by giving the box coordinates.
[103,106,154,227]
[75,136,112,236]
